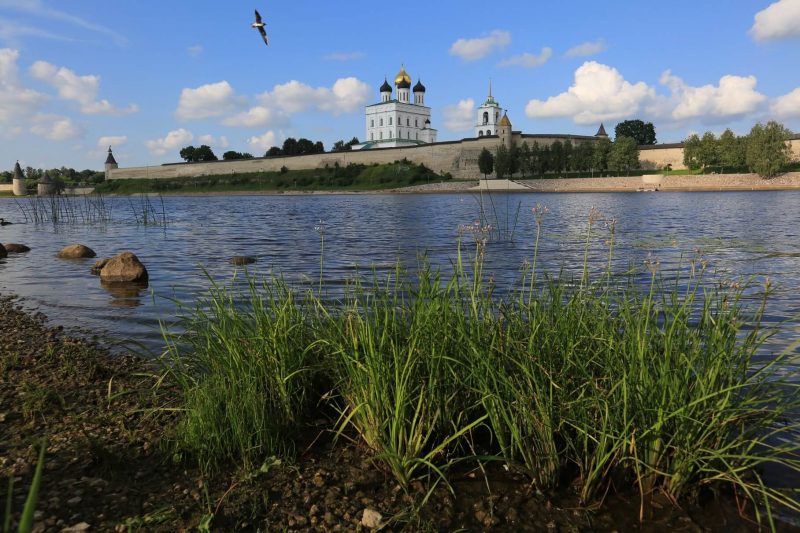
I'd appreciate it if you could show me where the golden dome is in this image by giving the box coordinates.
[394,65,411,86]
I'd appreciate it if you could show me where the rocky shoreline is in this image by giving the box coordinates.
[0,294,790,532]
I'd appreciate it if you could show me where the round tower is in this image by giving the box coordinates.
[37,171,56,196]
[413,79,425,105]
[11,161,26,196]
[395,64,411,103]
[379,78,392,103]
[498,112,513,149]
[105,146,118,180]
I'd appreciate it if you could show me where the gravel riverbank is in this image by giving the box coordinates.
[0,295,786,532]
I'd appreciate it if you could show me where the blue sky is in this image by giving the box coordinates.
[1,0,799,171]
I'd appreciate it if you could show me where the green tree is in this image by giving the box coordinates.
[550,141,564,173]
[592,137,612,173]
[194,145,218,162]
[296,138,316,155]
[495,144,511,179]
[683,134,702,170]
[222,151,254,160]
[608,136,640,173]
[746,121,793,178]
[314,141,325,154]
[518,142,531,178]
[572,141,595,172]
[698,131,719,171]
[265,146,283,157]
[478,147,494,178]
[718,129,744,172]
[563,140,574,171]
[614,119,657,145]
[282,138,299,155]
[179,146,197,162]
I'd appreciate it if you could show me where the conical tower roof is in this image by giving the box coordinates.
[595,123,608,137]
[105,146,118,165]
[498,112,512,127]
[13,161,23,179]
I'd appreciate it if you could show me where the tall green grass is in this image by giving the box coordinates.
[161,211,800,525]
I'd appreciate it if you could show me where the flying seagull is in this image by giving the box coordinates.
[251,9,268,46]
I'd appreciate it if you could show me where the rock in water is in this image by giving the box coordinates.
[230,256,257,265]
[90,258,109,275]
[3,243,31,253]
[0,243,6,258]
[57,244,96,259]
[99,252,148,283]
[361,508,383,529]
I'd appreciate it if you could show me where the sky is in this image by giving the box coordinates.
[0,0,799,171]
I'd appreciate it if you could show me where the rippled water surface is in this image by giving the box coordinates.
[1,191,799,361]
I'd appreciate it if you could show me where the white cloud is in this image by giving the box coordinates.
[325,51,365,61]
[197,134,230,150]
[247,131,279,152]
[30,113,82,140]
[97,135,127,148]
[661,70,767,121]
[29,60,137,115]
[525,61,657,125]
[259,77,370,115]
[750,0,800,41]
[565,40,607,58]
[498,47,552,68]
[771,87,800,117]
[449,30,511,61]
[187,44,203,57]
[0,48,48,124]
[223,105,288,128]
[175,81,245,120]
[145,128,194,156]
[442,98,475,131]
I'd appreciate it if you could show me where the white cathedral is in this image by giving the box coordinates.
[353,65,437,150]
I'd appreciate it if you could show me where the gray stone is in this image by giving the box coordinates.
[57,244,95,259]
[90,258,109,275]
[99,252,148,283]
[3,243,30,253]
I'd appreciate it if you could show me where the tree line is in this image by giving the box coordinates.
[683,121,794,178]
[179,136,361,163]
[1,166,104,185]
[477,136,641,179]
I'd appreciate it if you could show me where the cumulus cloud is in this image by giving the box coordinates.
[564,40,607,57]
[449,30,511,61]
[771,87,800,117]
[30,113,82,140]
[750,0,800,41]
[0,48,48,125]
[660,70,767,121]
[525,61,657,125]
[324,51,365,61]
[145,128,193,156]
[197,134,229,150]
[259,77,370,115]
[442,98,475,131]
[29,60,138,115]
[97,135,127,147]
[247,131,279,152]
[175,81,245,120]
[223,105,289,128]
[498,47,552,68]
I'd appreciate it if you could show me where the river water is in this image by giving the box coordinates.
[1,191,799,359]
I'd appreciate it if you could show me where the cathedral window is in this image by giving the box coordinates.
[389,117,393,125]
[406,118,410,126]
[370,133,374,140]
[483,112,488,125]
[380,118,383,126]
[370,119,374,127]
[415,119,418,127]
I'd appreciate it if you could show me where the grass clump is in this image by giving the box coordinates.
[161,210,800,525]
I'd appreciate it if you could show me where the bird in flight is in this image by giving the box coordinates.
[252,9,268,46]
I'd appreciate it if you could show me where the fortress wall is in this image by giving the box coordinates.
[639,146,686,170]
[107,137,800,182]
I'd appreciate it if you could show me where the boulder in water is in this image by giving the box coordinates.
[99,252,148,283]
[230,256,257,266]
[3,243,31,253]
[57,244,96,259]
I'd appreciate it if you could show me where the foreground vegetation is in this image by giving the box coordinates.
[94,160,451,195]
[162,211,800,529]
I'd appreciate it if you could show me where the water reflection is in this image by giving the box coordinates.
[100,280,148,307]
